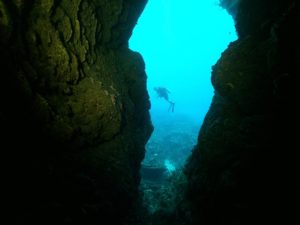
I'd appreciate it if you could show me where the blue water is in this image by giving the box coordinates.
[130,0,237,171]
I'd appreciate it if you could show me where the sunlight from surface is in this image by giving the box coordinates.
[130,0,237,168]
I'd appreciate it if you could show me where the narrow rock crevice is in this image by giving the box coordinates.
[1,0,298,225]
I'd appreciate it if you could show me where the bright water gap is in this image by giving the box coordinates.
[129,0,237,212]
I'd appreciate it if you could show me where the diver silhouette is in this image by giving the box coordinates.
[154,87,175,112]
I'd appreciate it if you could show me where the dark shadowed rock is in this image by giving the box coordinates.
[185,1,299,225]
[219,0,240,18]
[0,0,152,224]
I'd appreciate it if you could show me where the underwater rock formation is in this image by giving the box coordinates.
[2,0,299,224]
[185,0,299,225]
[219,0,240,18]
[0,0,152,224]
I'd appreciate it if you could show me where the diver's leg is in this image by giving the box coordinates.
[168,102,175,112]
[168,103,171,112]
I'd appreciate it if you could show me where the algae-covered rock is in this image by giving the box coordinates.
[211,37,276,114]
[0,0,150,224]
[185,1,299,225]
[0,1,11,43]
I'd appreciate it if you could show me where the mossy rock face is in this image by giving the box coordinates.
[0,0,150,224]
[69,77,122,142]
[211,37,276,114]
[0,1,12,43]
[185,1,299,225]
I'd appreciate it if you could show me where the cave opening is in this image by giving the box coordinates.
[129,0,237,214]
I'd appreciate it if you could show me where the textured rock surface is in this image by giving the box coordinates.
[185,0,299,225]
[0,0,152,224]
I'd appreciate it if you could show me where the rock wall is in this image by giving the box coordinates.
[185,0,299,225]
[0,0,152,224]
[219,0,240,18]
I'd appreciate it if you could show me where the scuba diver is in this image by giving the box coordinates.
[154,87,175,112]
